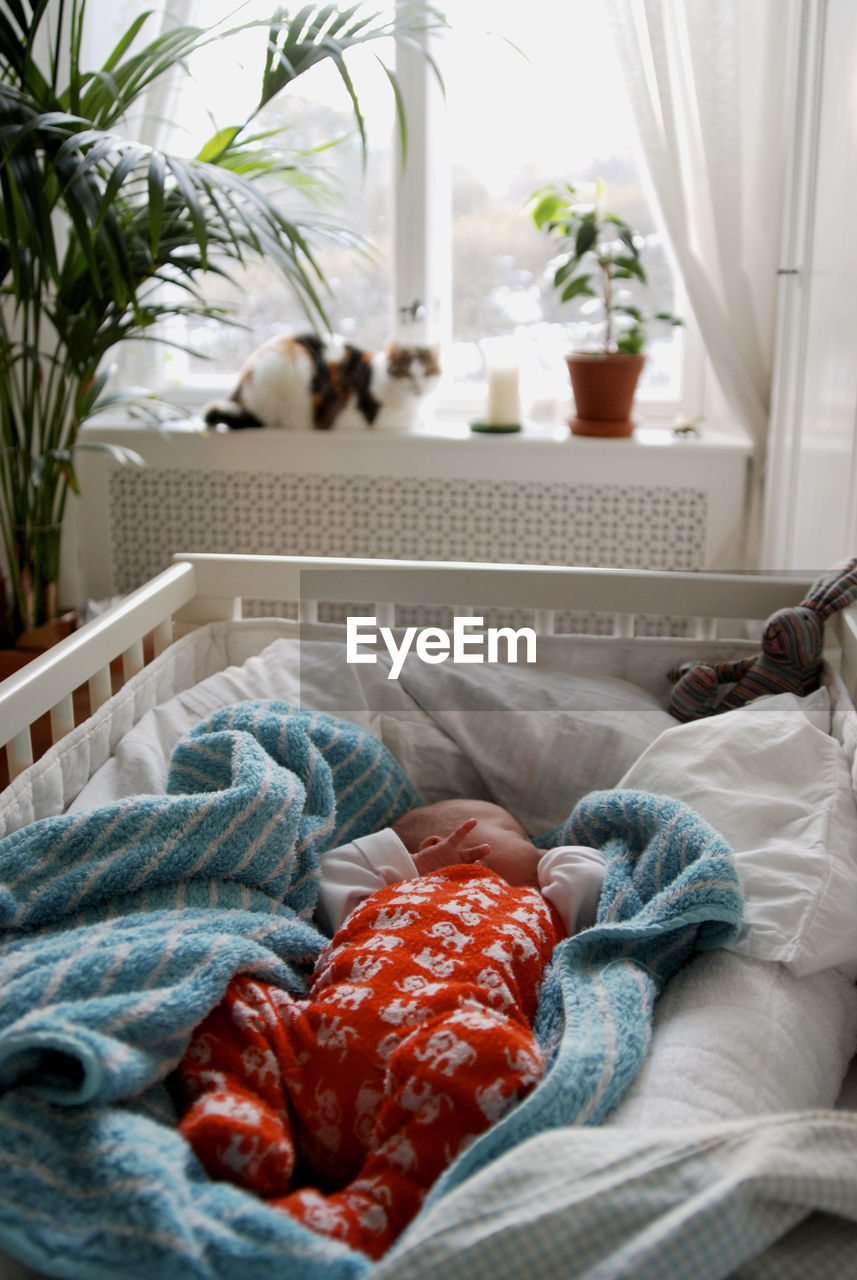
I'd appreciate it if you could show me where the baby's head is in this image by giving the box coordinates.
[393,798,541,888]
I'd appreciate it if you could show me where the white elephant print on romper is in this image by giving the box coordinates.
[462,882,506,913]
[341,1175,394,1239]
[411,946,463,978]
[381,1131,419,1175]
[498,920,542,964]
[370,903,419,931]
[239,1042,282,1092]
[397,1074,449,1124]
[474,1077,519,1123]
[504,1041,545,1084]
[387,878,444,904]
[510,901,553,940]
[231,991,268,1034]
[395,974,448,1001]
[219,1127,288,1182]
[190,1088,291,1182]
[267,983,306,1018]
[375,974,449,1034]
[346,940,402,983]
[474,967,516,1012]
[413,1026,478,1077]
[483,936,519,981]
[304,1080,345,1152]
[426,919,471,951]
[181,1028,220,1068]
[323,982,374,1012]
[314,1013,357,1059]
[194,1088,263,1128]
[473,1040,544,1125]
[354,1078,386,1145]
[436,896,486,927]
[291,1187,354,1237]
[378,995,435,1027]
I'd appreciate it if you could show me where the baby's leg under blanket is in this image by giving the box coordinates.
[176,976,300,1196]
[275,1005,546,1259]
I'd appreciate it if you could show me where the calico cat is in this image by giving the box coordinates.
[203,332,441,431]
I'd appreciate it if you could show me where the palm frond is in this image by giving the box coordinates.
[0,0,446,636]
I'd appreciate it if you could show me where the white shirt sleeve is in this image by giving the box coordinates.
[316,828,417,934]
[538,845,607,937]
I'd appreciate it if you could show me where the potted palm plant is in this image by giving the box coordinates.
[0,0,443,645]
[529,180,681,437]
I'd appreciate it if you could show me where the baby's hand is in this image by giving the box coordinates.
[411,818,490,877]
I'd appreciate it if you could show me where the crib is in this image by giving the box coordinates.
[2,552,857,1280]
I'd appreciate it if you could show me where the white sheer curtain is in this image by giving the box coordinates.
[82,0,200,144]
[604,0,796,455]
[81,0,202,387]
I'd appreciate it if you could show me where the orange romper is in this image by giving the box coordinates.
[176,863,564,1258]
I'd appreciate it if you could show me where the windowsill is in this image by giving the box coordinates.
[84,411,752,452]
[79,413,752,497]
[69,411,755,601]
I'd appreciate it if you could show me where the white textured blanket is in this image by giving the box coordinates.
[605,949,857,1126]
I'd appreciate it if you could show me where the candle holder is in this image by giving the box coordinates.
[469,421,522,433]
[471,337,523,434]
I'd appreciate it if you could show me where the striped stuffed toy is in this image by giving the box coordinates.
[668,556,857,722]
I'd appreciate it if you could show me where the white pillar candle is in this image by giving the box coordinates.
[485,364,521,425]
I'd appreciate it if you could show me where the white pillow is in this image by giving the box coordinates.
[618,689,857,977]
[397,660,675,836]
[376,714,492,806]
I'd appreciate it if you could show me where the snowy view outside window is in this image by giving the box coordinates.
[164,1,683,408]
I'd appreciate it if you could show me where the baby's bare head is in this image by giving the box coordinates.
[393,799,541,887]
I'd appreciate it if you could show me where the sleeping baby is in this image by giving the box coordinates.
[175,799,606,1258]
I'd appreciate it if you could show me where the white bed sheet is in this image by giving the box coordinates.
[375,1112,857,1280]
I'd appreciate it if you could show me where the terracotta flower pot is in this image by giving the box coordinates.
[565,352,645,437]
[14,612,77,651]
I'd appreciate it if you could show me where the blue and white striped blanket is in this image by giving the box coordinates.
[0,701,743,1280]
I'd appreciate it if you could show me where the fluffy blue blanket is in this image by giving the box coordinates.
[0,702,742,1279]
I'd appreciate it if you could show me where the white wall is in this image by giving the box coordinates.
[764,0,857,571]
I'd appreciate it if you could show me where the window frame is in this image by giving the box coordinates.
[389,1,707,428]
[132,1,707,431]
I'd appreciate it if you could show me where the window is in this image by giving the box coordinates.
[437,1,695,418]
[150,1,701,423]
[152,1,397,390]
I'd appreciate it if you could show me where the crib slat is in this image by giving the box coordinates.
[299,599,319,625]
[534,609,556,636]
[7,729,34,781]
[693,617,718,640]
[123,640,145,681]
[153,618,174,656]
[50,695,75,743]
[613,612,635,638]
[88,664,113,711]
[375,602,395,629]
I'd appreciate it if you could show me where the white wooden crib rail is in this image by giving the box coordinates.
[0,553,834,783]
[0,562,197,781]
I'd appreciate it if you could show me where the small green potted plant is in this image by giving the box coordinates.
[529,180,681,436]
